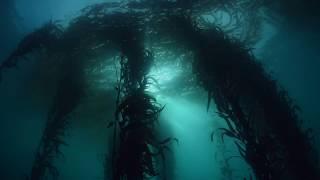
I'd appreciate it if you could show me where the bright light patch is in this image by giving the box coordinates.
[146,64,182,93]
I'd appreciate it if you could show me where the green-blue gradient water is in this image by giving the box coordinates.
[1,0,319,179]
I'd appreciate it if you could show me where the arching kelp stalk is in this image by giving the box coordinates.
[161,15,319,180]
[1,8,174,179]
[1,2,319,180]
[0,21,88,180]
[29,56,85,180]
[194,21,320,180]
[0,21,62,84]
[0,1,266,84]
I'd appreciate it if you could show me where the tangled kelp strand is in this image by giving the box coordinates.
[29,56,85,180]
[1,1,319,180]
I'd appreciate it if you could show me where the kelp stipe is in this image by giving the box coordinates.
[1,1,319,179]
[0,21,84,180]
[112,87,167,180]
[29,57,85,180]
[105,23,174,179]
[165,15,319,179]
[0,21,62,87]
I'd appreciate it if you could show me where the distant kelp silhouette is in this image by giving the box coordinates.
[1,1,319,180]
[29,57,85,180]
[162,15,319,179]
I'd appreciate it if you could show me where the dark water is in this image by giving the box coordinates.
[1,0,320,179]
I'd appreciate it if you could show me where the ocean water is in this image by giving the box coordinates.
[1,1,320,180]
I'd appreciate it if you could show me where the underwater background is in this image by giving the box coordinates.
[1,0,320,180]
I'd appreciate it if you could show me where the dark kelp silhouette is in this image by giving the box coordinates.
[0,21,83,180]
[106,21,174,179]
[112,82,170,180]
[29,57,85,180]
[0,21,62,83]
[161,15,319,179]
[1,1,319,180]
[0,0,265,83]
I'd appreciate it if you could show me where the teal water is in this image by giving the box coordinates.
[1,0,320,179]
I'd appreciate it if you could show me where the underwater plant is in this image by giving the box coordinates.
[106,22,174,179]
[112,82,170,180]
[29,56,85,180]
[161,15,319,179]
[1,1,319,180]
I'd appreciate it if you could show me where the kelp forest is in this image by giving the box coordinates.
[1,0,320,180]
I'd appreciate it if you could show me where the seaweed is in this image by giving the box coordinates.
[29,56,85,180]
[112,88,169,180]
[108,26,174,179]
[0,21,62,84]
[157,14,319,179]
[1,1,319,179]
[177,16,319,179]
[0,0,266,82]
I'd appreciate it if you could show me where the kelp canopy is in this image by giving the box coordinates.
[1,0,319,180]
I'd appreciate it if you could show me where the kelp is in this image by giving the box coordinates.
[29,56,85,180]
[0,11,139,83]
[163,15,319,179]
[107,21,173,179]
[72,0,265,46]
[0,8,168,180]
[0,20,86,180]
[0,21,62,83]
[0,0,266,79]
[112,88,169,180]
[2,1,319,180]
[4,0,315,79]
